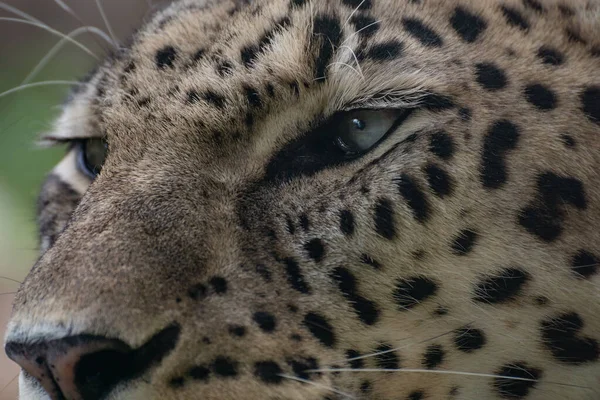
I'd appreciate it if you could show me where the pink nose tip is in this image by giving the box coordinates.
[5,335,131,400]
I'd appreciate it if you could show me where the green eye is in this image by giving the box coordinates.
[333,109,412,156]
[77,138,108,178]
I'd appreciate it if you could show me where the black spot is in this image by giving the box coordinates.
[501,6,529,30]
[523,0,543,12]
[459,107,472,121]
[534,296,549,306]
[228,326,246,337]
[299,214,310,231]
[425,164,453,197]
[360,254,382,269]
[346,350,364,369]
[360,380,372,393]
[169,377,185,388]
[286,216,296,234]
[451,229,478,255]
[365,41,404,60]
[312,15,343,81]
[188,283,207,300]
[342,0,372,9]
[191,48,205,63]
[241,45,259,67]
[374,344,400,369]
[188,366,210,381]
[216,60,234,76]
[494,363,541,398]
[519,206,562,242]
[434,306,448,316]
[393,276,438,310]
[350,14,379,38]
[243,85,262,108]
[423,344,445,369]
[397,174,430,223]
[537,46,564,66]
[565,28,586,44]
[209,277,227,294]
[283,257,311,294]
[340,210,355,236]
[331,267,380,325]
[211,357,238,377]
[265,83,275,97]
[525,84,557,110]
[558,4,574,16]
[421,93,455,111]
[475,63,508,90]
[473,267,529,304]
[254,361,283,384]
[408,391,425,400]
[188,90,226,108]
[581,87,600,125]
[373,198,396,239]
[450,6,487,43]
[430,131,454,160]
[402,17,443,47]
[156,46,177,69]
[287,358,319,380]
[454,327,486,352]
[480,119,520,188]
[537,172,587,210]
[304,312,336,347]
[253,311,277,332]
[560,134,576,148]
[304,239,325,262]
[290,334,302,341]
[255,264,272,282]
[540,312,599,364]
[571,250,598,279]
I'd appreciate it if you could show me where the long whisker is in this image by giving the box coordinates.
[0,374,19,394]
[0,2,43,24]
[0,81,85,100]
[0,292,17,296]
[95,0,119,46]
[278,374,356,399]
[0,18,99,59]
[343,0,368,28]
[21,26,115,87]
[0,276,23,285]
[52,0,80,20]
[308,368,593,391]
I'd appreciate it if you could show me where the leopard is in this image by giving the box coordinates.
[3,0,600,399]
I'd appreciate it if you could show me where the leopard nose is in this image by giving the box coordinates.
[5,334,132,400]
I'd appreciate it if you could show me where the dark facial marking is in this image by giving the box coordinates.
[228,326,246,337]
[312,14,343,81]
[360,254,382,270]
[571,250,598,279]
[155,46,177,69]
[459,107,472,121]
[397,174,430,223]
[364,41,404,60]
[581,87,600,125]
[209,277,227,294]
[423,344,445,369]
[494,363,541,399]
[360,380,372,393]
[255,264,272,282]
[451,229,478,255]
[565,28,586,44]
[541,312,599,364]
[304,238,326,262]
[191,48,206,63]
[523,0,544,12]
[402,17,443,47]
[393,276,438,310]
[211,357,238,377]
[283,257,311,294]
[480,119,520,189]
[346,350,364,369]
[244,85,262,108]
[408,391,425,400]
[475,63,508,91]
[254,361,283,384]
[303,312,336,347]
[340,210,355,236]
[169,377,184,388]
[429,131,454,160]
[525,84,557,110]
[187,90,226,108]
[288,357,319,380]
[300,214,310,231]
[421,93,456,111]
[331,267,380,325]
[537,46,564,66]
[374,198,397,239]
[454,326,486,352]
[350,14,380,38]
[450,6,487,42]
[374,344,400,370]
[253,311,277,332]
[188,283,207,300]
[500,6,529,30]
[424,164,453,197]
[473,268,529,304]
[188,366,210,381]
[342,0,372,9]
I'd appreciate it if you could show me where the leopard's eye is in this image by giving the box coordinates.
[77,138,108,179]
[332,109,412,156]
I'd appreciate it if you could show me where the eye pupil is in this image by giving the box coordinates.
[78,138,108,179]
[352,118,366,130]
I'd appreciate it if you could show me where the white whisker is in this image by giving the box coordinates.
[0,276,22,284]
[327,62,364,80]
[0,81,85,100]
[52,0,79,19]
[278,374,356,399]
[0,18,99,59]
[95,0,119,46]
[308,368,593,391]
[343,0,368,28]
[0,2,43,24]
[21,26,115,86]
[339,45,364,76]
[0,373,19,394]
[341,19,382,47]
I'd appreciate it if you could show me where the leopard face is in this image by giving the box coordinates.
[4,0,600,399]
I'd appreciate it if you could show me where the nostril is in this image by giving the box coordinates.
[5,324,180,400]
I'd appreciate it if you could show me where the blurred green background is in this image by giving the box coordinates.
[0,1,161,397]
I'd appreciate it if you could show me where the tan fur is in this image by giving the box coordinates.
[5,0,600,399]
